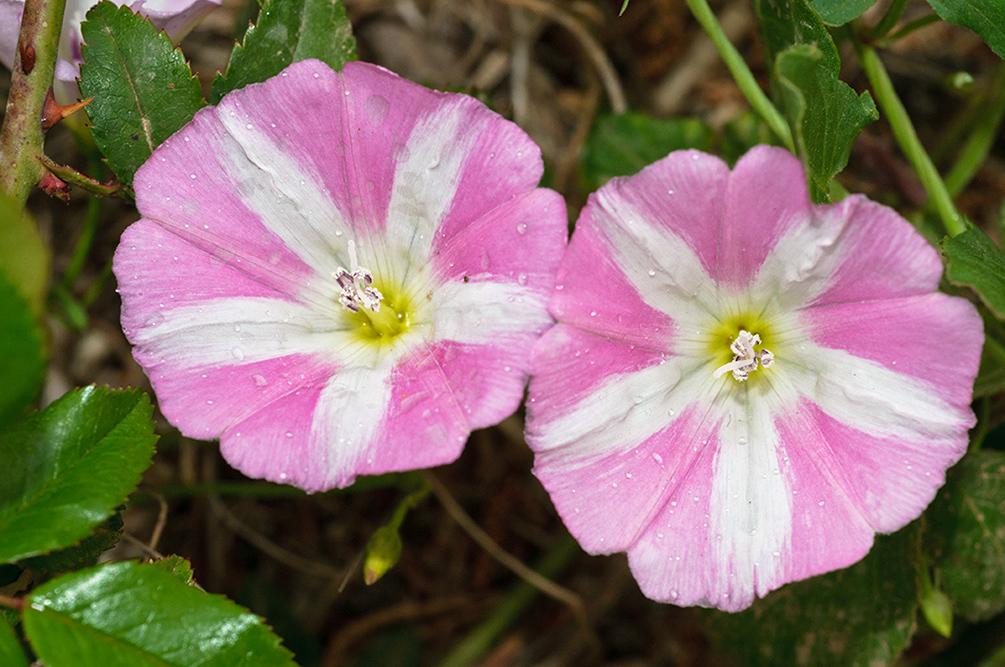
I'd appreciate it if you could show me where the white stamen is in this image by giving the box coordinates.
[334,240,383,313]
[713,329,774,382]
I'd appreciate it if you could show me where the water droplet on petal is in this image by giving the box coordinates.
[516,223,527,234]
[364,94,389,127]
[252,374,267,386]
[480,249,491,270]
[231,347,245,361]
[392,142,410,162]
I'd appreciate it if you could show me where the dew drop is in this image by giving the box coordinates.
[285,431,293,438]
[652,452,663,464]
[391,142,410,162]
[480,248,491,270]
[818,500,825,507]
[516,222,527,234]
[364,94,389,127]
[738,436,747,445]
[517,272,528,286]
[144,312,165,327]
[647,269,656,277]
[252,374,267,387]
[231,346,245,361]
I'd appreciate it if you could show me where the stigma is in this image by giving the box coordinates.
[713,329,775,382]
[335,240,383,313]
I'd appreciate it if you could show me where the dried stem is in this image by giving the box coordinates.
[495,0,627,113]
[423,471,598,651]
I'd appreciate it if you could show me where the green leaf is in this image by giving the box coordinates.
[151,555,195,585]
[943,225,1005,318]
[774,44,878,201]
[0,617,27,667]
[78,1,205,187]
[928,451,1005,622]
[705,526,920,666]
[974,344,1005,398]
[0,191,49,318]
[210,0,357,103]
[21,513,123,575]
[23,561,297,667]
[754,0,839,72]
[0,271,46,427]
[0,387,156,564]
[580,112,713,192]
[808,0,877,25]
[924,0,1005,59]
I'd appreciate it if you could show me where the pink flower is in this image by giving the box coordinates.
[114,60,567,492]
[524,146,982,611]
[0,0,220,102]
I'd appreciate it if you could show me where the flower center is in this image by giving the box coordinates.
[336,241,411,340]
[713,329,775,382]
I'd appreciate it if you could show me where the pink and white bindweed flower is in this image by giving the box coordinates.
[525,146,983,611]
[113,60,566,492]
[0,0,220,102]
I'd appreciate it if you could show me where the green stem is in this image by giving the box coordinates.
[882,13,940,45]
[0,0,68,207]
[389,478,431,530]
[435,535,580,667]
[683,0,795,153]
[944,63,1005,197]
[969,397,991,453]
[857,42,965,236]
[867,0,908,39]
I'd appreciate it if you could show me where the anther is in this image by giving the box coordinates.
[713,330,774,382]
[334,240,383,312]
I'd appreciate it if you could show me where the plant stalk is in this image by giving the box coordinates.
[0,0,68,208]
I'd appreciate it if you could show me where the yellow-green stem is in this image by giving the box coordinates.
[857,42,966,237]
[683,0,795,154]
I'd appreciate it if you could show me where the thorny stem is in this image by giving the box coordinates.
[0,0,68,207]
[857,42,966,237]
[683,0,795,154]
[0,593,24,611]
[944,62,1005,197]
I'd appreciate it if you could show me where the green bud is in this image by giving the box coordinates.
[921,587,953,638]
[363,525,402,586]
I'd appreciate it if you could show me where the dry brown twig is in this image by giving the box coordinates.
[206,495,344,579]
[494,0,627,113]
[422,471,600,652]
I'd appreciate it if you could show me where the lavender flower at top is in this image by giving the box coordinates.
[114,60,567,492]
[525,146,982,611]
[0,0,220,102]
